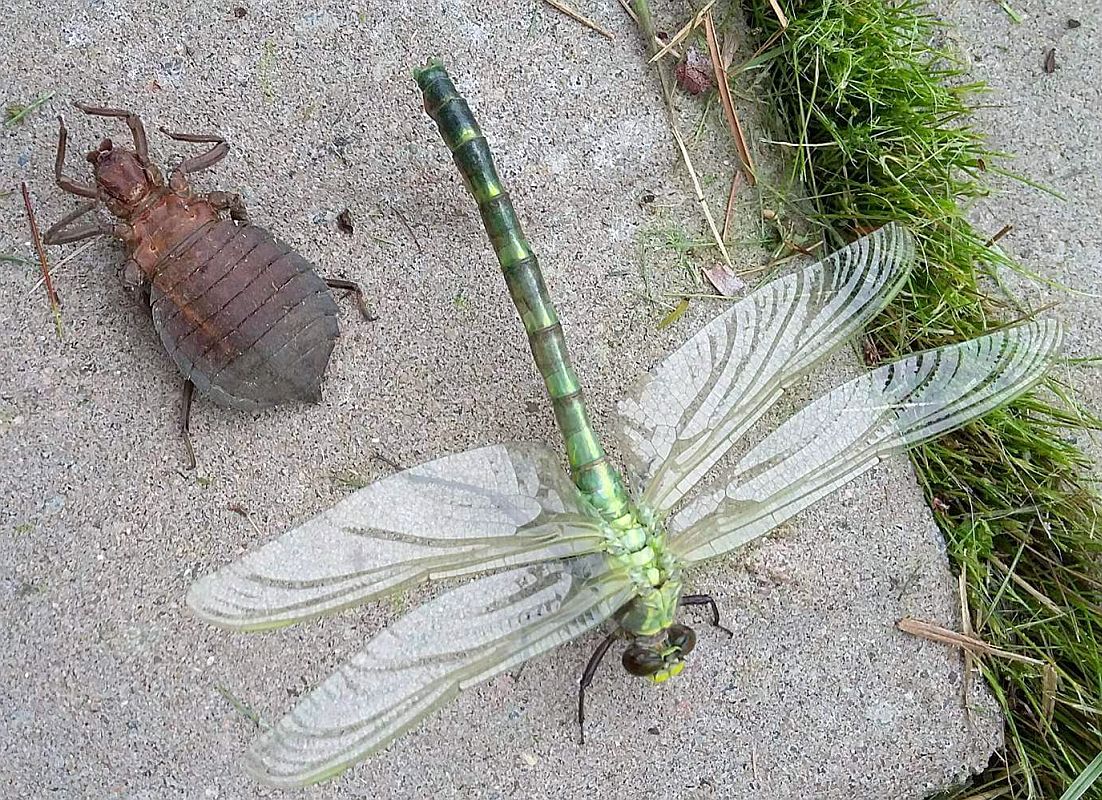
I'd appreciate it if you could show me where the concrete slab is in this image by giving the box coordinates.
[933,0,1102,466]
[1,0,998,796]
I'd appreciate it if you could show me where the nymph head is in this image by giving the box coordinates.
[86,138,153,208]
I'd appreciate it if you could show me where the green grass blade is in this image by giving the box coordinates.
[1059,751,1102,800]
[728,1,1102,798]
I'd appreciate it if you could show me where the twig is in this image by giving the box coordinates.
[647,0,715,62]
[543,0,615,40]
[984,223,1013,248]
[721,170,743,240]
[897,617,1045,666]
[20,182,63,339]
[704,11,756,184]
[24,239,99,297]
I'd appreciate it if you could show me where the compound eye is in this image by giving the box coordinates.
[667,624,697,655]
[622,645,663,677]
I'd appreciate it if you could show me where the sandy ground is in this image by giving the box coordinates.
[935,0,1102,466]
[1,0,1000,797]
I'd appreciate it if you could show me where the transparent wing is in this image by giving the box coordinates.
[615,223,916,513]
[187,443,607,630]
[245,556,635,788]
[671,321,1062,563]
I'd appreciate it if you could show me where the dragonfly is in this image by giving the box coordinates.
[187,61,1063,788]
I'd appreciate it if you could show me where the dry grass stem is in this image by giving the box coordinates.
[989,555,1065,616]
[766,0,789,30]
[24,238,100,297]
[543,0,615,40]
[704,11,756,183]
[1040,663,1058,729]
[958,567,975,712]
[614,0,671,53]
[721,170,743,240]
[667,119,734,268]
[898,617,1046,666]
[648,0,715,62]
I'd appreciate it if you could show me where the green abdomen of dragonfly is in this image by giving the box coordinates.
[414,62,632,524]
[603,509,683,637]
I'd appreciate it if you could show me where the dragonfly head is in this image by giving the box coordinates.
[621,624,697,683]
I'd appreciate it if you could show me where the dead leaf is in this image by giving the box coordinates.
[702,262,746,297]
[336,209,354,235]
[1043,47,1057,73]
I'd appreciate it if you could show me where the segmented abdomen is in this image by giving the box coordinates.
[149,219,339,410]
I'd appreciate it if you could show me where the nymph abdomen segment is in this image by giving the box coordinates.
[149,219,339,410]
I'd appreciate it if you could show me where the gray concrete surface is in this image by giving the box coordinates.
[935,0,1102,466]
[1,0,998,796]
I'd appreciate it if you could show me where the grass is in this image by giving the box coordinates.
[3,91,54,127]
[721,1,1102,797]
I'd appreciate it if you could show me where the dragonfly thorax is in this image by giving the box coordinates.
[600,507,684,638]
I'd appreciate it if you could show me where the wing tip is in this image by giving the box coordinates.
[185,574,279,632]
[185,575,222,623]
[866,221,917,282]
[244,712,393,789]
[1002,317,1064,365]
[1036,316,1065,354]
[829,222,917,295]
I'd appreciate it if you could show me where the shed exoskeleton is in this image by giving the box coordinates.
[45,103,371,466]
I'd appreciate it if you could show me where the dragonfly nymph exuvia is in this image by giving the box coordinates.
[188,61,1063,787]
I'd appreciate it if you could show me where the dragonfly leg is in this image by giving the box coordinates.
[180,379,197,470]
[679,594,734,637]
[577,632,617,745]
[325,277,376,322]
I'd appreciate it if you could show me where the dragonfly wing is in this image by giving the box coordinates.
[615,224,916,513]
[188,443,607,630]
[671,321,1062,563]
[246,556,634,788]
